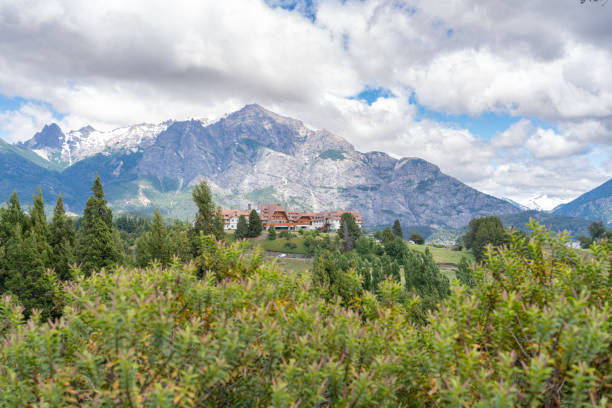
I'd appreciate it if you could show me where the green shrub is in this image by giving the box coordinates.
[1,221,611,406]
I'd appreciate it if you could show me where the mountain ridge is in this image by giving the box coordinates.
[553,178,612,226]
[6,104,522,228]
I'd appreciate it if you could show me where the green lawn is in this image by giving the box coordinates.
[259,236,308,254]
[407,243,474,265]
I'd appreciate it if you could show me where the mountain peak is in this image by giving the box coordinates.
[231,104,302,127]
[72,125,96,137]
[18,122,65,151]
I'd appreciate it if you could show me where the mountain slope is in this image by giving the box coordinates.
[18,121,171,167]
[553,179,612,226]
[10,104,521,227]
[0,138,66,204]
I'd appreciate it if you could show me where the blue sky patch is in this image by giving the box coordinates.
[264,0,317,21]
[410,93,557,140]
[0,93,64,120]
[350,87,395,105]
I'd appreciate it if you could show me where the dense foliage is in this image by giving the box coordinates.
[235,214,249,239]
[267,225,276,240]
[192,180,224,243]
[463,215,508,262]
[75,175,124,274]
[248,209,263,238]
[337,212,362,251]
[392,219,403,239]
[1,221,611,406]
[408,231,424,245]
[577,220,612,248]
[0,178,199,318]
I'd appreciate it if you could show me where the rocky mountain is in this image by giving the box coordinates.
[501,197,530,211]
[6,104,521,228]
[553,179,612,226]
[18,121,173,166]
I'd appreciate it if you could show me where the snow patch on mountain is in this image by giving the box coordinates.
[64,121,173,163]
[517,194,567,212]
[501,197,530,211]
[22,121,174,166]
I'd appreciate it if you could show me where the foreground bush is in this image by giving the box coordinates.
[0,224,611,406]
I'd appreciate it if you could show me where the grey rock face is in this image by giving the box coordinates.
[18,123,65,153]
[553,178,612,226]
[134,104,520,228]
[12,104,521,228]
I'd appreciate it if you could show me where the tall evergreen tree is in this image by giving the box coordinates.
[1,191,26,243]
[267,225,276,240]
[247,210,263,238]
[392,219,403,239]
[49,194,75,281]
[29,188,52,266]
[192,180,224,242]
[135,209,171,267]
[338,212,361,252]
[381,227,395,244]
[75,175,123,274]
[235,215,249,240]
[1,220,58,320]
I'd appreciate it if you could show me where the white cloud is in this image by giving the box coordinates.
[526,128,588,159]
[0,103,55,143]
[492,119,534,148]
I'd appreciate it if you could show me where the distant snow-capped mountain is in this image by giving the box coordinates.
[516,194,566,212]
[501,197,530,211]
[18,121,174,166]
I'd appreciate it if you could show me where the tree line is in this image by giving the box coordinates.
[0,175,225,318]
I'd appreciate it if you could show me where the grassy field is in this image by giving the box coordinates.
[407,243,474,265]
[259,236,308,254]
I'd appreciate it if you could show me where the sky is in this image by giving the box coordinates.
[0,0,611,210]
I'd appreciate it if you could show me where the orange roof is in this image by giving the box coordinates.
[327,211,363,223]
[221,209,251,221]
[259,204,284,220]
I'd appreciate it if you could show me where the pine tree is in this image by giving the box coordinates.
[235,215,249,240]
[392,219,403,239]
[381,227,395,244]
[247,210,263,238]
[338,213,361,252]
[75,175,123,274]
[0,191,26,243]
[267,225,276,240]
[29,188,52,266]
[49,195,75,281]
[135,209,171,267]
[1,224,56,319]
[192,180,224,240]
